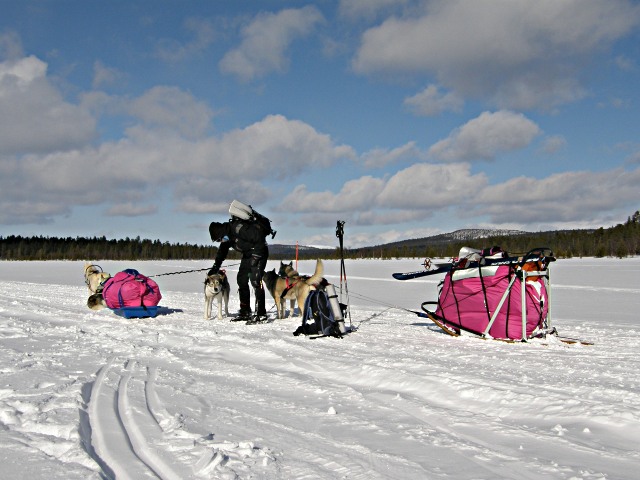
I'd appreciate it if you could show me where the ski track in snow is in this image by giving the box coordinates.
[0,258,639,479]
[86,357,273,479]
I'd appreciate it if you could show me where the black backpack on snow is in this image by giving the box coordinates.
[293,288,344,338]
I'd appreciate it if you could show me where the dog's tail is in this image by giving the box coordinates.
[304,259,324,286]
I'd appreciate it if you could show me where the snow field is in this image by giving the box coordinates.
[0,258,639,479]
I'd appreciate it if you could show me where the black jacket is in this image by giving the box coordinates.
[211,218,268,265]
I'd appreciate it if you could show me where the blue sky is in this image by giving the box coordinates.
[1,0,639,249]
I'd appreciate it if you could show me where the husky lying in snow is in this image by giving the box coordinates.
[84,262,111,295]
[263,259,324,319]
[204,271,230,320]
[84,263,111,311]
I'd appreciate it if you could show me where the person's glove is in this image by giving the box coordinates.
[208,264,219,276]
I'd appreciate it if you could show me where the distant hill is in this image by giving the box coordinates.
[268,244,328,257]
[371,228,528,250]
[273,228,540,259]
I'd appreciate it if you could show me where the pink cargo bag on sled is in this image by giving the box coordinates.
[101,269,162,318]
[423,247,553,341]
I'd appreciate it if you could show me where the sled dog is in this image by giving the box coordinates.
[277,261,301,316]
[84,262,111,294]
[264,259,324,319]
[279,261,298,278]
[204,271,230,320]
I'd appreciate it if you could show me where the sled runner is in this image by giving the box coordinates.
[396,246,590,343]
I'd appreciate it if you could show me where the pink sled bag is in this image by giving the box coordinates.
[101,269,162,317]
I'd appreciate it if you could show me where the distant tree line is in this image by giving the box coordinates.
[1,211,639,261]
[0,235,222,261]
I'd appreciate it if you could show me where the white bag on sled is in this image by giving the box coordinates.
[228,200,277,238]
[229,200,254,221]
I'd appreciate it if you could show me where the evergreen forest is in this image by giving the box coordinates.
[1,211,639,261]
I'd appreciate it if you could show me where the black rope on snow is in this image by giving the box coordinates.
[148,262,242,278]
[148,268,210,278]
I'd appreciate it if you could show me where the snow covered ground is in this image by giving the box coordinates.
[0,257,639,479]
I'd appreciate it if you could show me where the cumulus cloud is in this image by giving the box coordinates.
[127,86,215,139]
[0,56,96,155]
[361,141,419,168]
[155,17,216,63]
[428,111,541,162]
[377,163,486,208]
[92,60,126,89]
[277,161,640,233]
[0,30,23,59]
[404,84,463,116]
[279,176,386,214]
[0,56,353,225]
[353,0,640,109]
[338,0,409,21]
[219,6,324,81]
[472,167,640,225]
[278,162,487,228]
[540,135,567,155]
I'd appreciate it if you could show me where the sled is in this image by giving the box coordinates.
[112,306,159,319]
[399,246,592,344]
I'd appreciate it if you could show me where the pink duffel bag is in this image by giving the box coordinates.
[101,269,162,310]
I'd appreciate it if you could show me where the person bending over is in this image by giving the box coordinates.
[208,217,269,322]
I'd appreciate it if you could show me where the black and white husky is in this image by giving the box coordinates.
[204,271,230,320]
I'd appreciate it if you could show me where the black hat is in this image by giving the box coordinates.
[209,222,228,242]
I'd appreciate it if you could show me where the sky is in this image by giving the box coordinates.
[1,0,639,249]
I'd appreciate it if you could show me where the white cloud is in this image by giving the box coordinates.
[338,0,409,21]
[278,162,487,228]
[615,55,635,71]
[155,17,216,63]
[361,141,419,168]
[0,92,354,223]
[353,0,640,109]
[377,162,486,208]
[540,135,567,155]
[404,84,463,116]
[472,167,640,224]
[92,60,126,89]
[219,6,324,81]
[0,56,96,155]
[127,86,215,139]
[428,111,541,162]
[0,30,23,60]
[279,176,386,214]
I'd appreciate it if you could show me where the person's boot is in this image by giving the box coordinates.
[233,285,252,321]
[234,302,252,321]
[247,289,268,324]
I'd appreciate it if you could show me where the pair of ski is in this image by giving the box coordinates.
[392,253,555,280]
